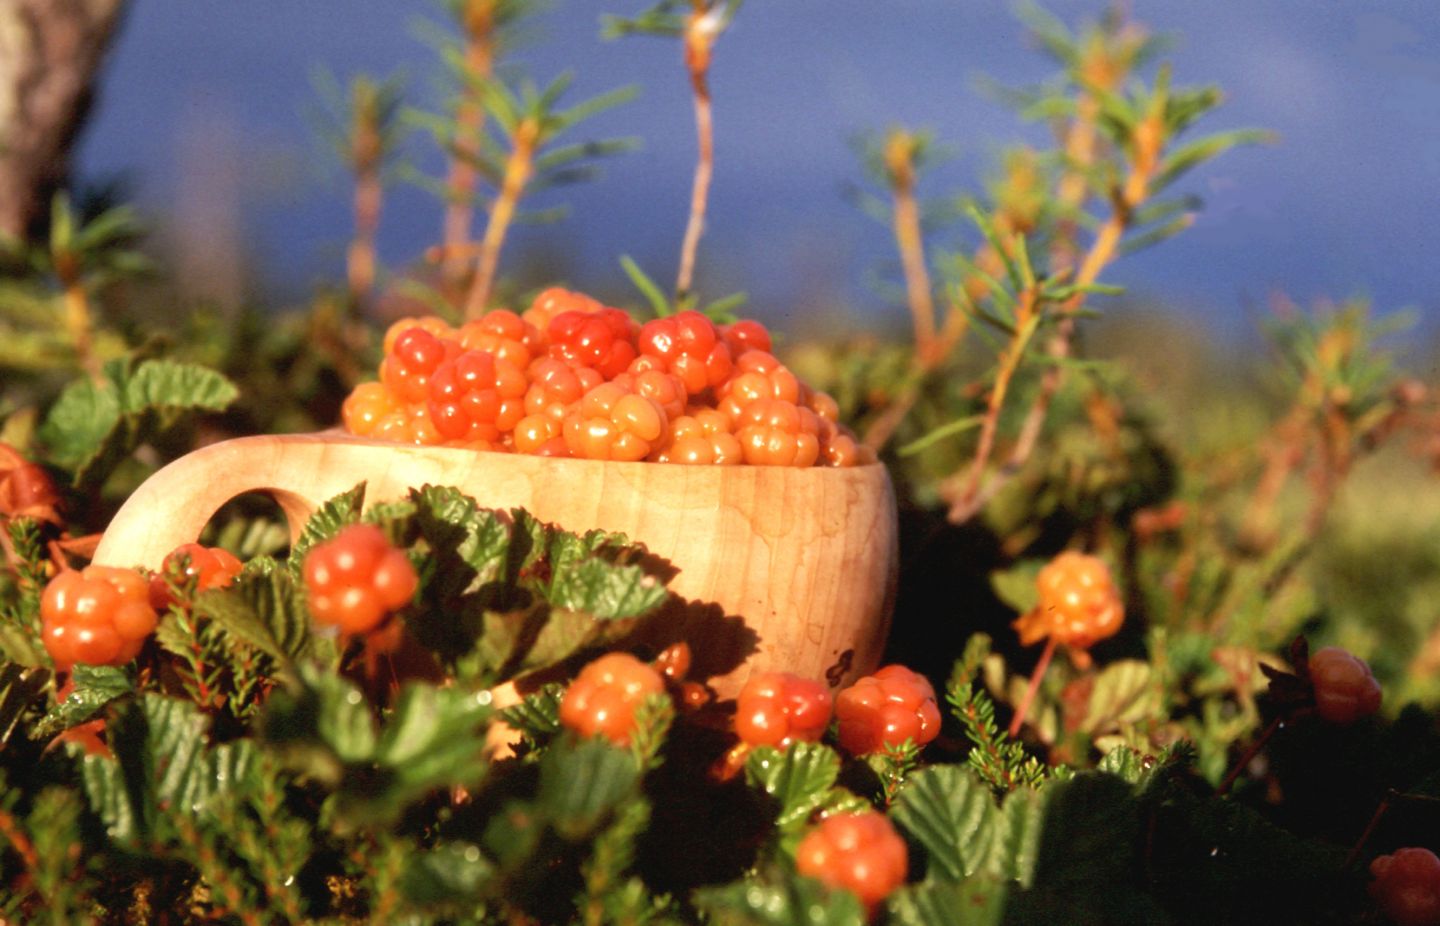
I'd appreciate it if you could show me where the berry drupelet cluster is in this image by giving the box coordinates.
[302,524,418,635]
[342,288,872,467]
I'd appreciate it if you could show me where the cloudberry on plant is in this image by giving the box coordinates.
[42,566,158,670]
[148,542,243,609]
[734,672,832,748]
[1370,848,1440,926]
[548,307,639,380]
[562,382,667,462]
[794,811,908,912]
[637,310,734,396]
[303,524,418,635]
[835,664,942,756]
[558,652,665,746]
[0,443,61,524]
[427,349,528,444]
[1309,646,1383,725]
[1013,551,1124,651]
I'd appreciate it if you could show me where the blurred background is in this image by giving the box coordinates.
[70,0,1440,348]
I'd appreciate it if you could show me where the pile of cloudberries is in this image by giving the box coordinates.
[341,288,873,467]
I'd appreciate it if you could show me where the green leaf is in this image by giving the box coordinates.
[1153,127,1273,194]
[537,736,642,840]
[497,682,565,742]
[989,561,1043,616]
[80,695,254,845]
[545,548,670,620]
[1080,660,1160,736]
[694,875,867,926]
[287,483,366,573]
[260,665,375,782]
[897,415,984,458]
[887,878,1007,926]
[196,567,319,664]
[32,664,128,739]
[412,485,517,605]
[402,841,496,908]
[993,785,1047,886]
[374,682,493,795]
[619,254,672,317]
[745,742,843,833]
[891,765,999,883]
[40,358,238,490]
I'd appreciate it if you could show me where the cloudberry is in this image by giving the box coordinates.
[1309,646,1382,725]
[1013,551,1124,651]
[148,542,243,609]
[42,566,157,670]
[722,319,772,356]
[382,315,454,356]
[558,652,665,746]
[562,382,667,462]
[0,443,61,524]
[835,665,941,756]
[637,310,734,396]
[735,398,821,467]
[548,307,639,380]
[458,309,542,370]
[734,672,832,748]
[795,811,908,911]
[380,327,460,405]
[656,407,742,465]
[523,286,602,333]
[1370,848,1440,926]
[428,349,528,444]
[303,524,418,635]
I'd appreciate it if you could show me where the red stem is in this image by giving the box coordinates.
[1218,714,1283,796]
[1008,635,1058,738]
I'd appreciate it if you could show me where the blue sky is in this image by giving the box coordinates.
[77,1,1440,341]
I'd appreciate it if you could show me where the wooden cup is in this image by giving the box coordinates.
[91,432,898,696]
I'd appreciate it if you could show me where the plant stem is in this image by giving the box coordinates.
[464,118,537,320]
[346,160,382,310]
[442,0,497,291]
[1218,713,1283,796]
[885,132,937,366]
[1008,635,1058,738]
[676,11,714,301]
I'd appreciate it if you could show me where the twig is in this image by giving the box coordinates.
[1008,635,1058,738]
[676,8,716,301]
[1217,714,1282,796]
[441,0,498,291]
[886,131,937,365]
[464,118,538,319]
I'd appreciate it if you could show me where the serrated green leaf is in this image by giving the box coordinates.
[40,359,238,490]
[537,737,641,841]
[543,532,669,620]
[402,841,496,908]
[745,742,843,832]
[1080,660,1160,735]
[31,664,128,739]
[887,878,1006,926]
[993,785,1047,886]
[694,875,867,926]
[287,483,366,573]
[195,568,318,663]
[375,683,492,793]
[892,765,999,883]
[413,485,517,604]
[989,561,1043,616]
[497,682,565,741]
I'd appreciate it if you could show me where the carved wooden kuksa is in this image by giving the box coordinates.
[92,432,898,696]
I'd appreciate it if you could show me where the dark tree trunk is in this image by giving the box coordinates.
[0,0,127,241]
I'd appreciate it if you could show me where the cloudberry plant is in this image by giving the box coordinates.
[734,672,832,748]
[148,542,243,609]
[1014,550,1124,651]
[42,566,158,670]
[1309,646,1383,725]
[637,310,734,396]
[303,524,418,635]
[1370,848,1440,926]
[427,349,528,445]
[835,664,941,756]
[794,811,908,912]
[548,307,639,379]
[558,651,665,746]
[562,382,667,462]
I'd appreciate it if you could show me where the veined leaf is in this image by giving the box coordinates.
[287,483,366,573]
[891,765,999,882]
[537,736,641,841]
[887,878,1007,926]
[694,875,866,926]
[31,664,127,740]
[745,742,844,833]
